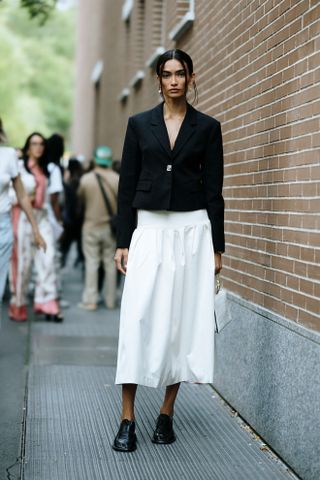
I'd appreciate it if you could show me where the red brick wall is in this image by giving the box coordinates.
[180,0,320,331]
[73,0,320,331]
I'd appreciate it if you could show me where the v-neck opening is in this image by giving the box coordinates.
[162,103,188,152]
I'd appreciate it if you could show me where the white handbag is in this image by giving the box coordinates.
[214,274,232,333]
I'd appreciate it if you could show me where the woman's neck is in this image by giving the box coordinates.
[163,97,187,119]
[28,156,39,168]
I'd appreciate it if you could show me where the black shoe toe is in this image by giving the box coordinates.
[53,313,64,323]
[112,419,137,452]
[152,414,176,444]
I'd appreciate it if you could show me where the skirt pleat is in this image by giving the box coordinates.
[115,209,215,388]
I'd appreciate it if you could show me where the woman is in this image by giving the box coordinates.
[46,133,65,300]
[46,133,64,242]
[60,158,84,268]
[113,49,224,452]
[0,119,46,309]
[9,133,63,322]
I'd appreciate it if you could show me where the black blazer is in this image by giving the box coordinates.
[117,102,225,252]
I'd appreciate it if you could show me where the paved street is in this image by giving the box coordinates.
[0,258,300,480]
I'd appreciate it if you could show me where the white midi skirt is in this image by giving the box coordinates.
[115,209,215,388]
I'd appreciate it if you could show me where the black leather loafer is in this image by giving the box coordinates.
[112,419,137,452]
[152,414,176,444]
[53,313,64,323]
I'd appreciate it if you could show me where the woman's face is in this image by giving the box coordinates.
[28,135,45,160]
[158,59,194,99]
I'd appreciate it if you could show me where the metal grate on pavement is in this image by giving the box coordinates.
[22,365,297,480]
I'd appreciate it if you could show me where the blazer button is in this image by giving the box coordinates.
[166,164,172,172]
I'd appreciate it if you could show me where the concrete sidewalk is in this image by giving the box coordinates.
[7,261,300,479]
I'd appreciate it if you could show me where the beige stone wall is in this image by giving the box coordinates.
[72,0,320,331]
[72,0,107,159]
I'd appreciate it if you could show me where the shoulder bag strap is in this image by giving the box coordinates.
[95,173,114,217]
[103,174,117,203]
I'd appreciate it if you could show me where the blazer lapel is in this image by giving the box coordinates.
[151,103,172,159]
[150,102,197,160]
[172,103,197,159]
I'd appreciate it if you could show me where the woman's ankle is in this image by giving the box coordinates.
[121,415,135,422]
[159,407,174,417]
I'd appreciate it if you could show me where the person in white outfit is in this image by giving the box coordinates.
[9,132,62,322]
[112,49,225,452]
[0,119,46,315]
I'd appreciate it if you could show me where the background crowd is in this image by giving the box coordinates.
[0,117,119,326]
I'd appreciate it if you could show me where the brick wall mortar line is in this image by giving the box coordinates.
[225,173,320,180]
[224,276,320,304]
[223,103,320,135]
[225,248,320,273]
[198,26,319,93]
[223,276,320,320]
[199,38,320,101]
[225,230,320,250]
[224,147,320,164]
[196,0,313,74]
[224,270,320,304]
[224,155,320,169]
[197,13,320,95]
[194,0,253,52]
[223,263,320,296]
[200,71,320,118]
[227,208,320,215]
[221,108,320,137]
[225,195,320,200]
[224,180,320,189]
[224,128,320,149]
[225,220,320,235]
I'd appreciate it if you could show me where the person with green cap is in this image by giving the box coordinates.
[78,145,119,310]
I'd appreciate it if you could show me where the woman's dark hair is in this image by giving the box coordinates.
[22,132,49,177]
[46,133,64,166]
[68,158,83,178]
[156,49,198,104]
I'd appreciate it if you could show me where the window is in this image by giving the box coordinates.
[130,0,145,89]
[146,0,165,68]
[169,0,195,42]
[122,0,134,22]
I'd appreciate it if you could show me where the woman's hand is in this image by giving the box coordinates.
[214,252,222,275]
[114,248,129,275]
[13,175,46,251]
[34,229,47,252]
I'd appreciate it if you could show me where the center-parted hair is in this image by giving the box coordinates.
[22,132,49,177]
[156,49,198,104]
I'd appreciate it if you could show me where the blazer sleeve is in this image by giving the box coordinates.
[203,121,225,253]
[116,117,142,248]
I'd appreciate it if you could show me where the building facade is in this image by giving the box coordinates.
[72,2,320,478]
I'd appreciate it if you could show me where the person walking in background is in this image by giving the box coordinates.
[9,132,63,322]
[112,49,224,452]
[46,134,67,306]
[60,158,84,268]
[0,119,46,309]
[46,133,65,243]
[78,146,119,311]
